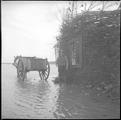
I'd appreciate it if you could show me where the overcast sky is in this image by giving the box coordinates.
[2,1,68,63]
[2,1,119,63]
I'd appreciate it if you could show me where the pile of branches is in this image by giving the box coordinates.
[58,9,120,85]
[83,10,120,83]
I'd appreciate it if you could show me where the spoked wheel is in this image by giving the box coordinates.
[39,60,50,80]
[13,56,20,68]
[17,60,25,80]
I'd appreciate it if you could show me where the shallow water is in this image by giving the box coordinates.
[2,64,120,119]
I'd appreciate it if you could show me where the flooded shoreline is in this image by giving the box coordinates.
[2,64,120,119]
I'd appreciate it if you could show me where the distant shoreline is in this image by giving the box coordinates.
[2,63,12,64]
[2,61,56,64]
[49,61,56,64]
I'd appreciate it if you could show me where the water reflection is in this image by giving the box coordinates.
[14,78,60,118]
[2,64,120,119]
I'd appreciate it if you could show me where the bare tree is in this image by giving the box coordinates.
[71,1,120,14]
[53,3,68,25]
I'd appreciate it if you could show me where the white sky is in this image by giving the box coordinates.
[2,1,68,63]
[2,1,119,63]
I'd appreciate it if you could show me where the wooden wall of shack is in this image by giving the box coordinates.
[57,9,120,84]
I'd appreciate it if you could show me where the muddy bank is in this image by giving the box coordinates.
[54,70,120,105]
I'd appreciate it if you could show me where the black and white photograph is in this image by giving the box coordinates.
[1,1,120,119]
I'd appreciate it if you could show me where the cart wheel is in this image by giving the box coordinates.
[17,60,25,80]
[13,56,20,68]
[39,60,50,80]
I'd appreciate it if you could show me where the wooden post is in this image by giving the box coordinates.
[79,19,83,70]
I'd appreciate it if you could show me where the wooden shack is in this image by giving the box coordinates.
[55,9,120,80]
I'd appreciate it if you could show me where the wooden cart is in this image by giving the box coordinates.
[13,56,50,80]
